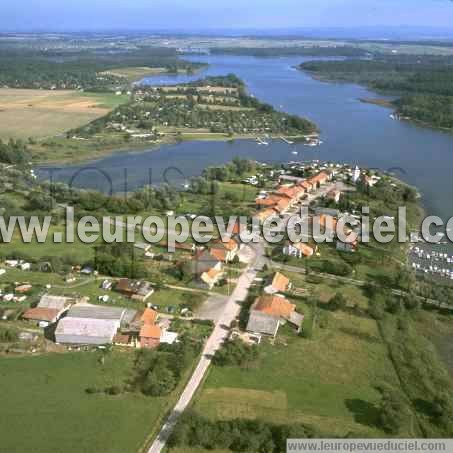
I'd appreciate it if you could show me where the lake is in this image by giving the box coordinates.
[38,55,453,224]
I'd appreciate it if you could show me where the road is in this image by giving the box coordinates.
[146,241,265,453]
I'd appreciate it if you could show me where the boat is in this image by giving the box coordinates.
[280,136,295,145]
[256,137,269,146]
[291,151,298,155]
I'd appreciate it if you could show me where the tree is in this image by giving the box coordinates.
[377,387,410,435]
[213,339,259,367]
[328,292,348,311]
[142,366,176,396]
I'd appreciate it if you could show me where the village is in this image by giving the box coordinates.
[0,160,379,353]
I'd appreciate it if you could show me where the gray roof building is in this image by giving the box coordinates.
[55,318,120,345]
[288,312,304,331]
[246,311,280,337]
[313,207,340,217]
[67,304,126,321]
[38,295,73,311]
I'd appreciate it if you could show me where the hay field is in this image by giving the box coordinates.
[0,88,127,140]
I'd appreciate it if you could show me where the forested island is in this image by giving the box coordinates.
[300,55,453,130]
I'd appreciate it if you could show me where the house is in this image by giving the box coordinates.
[201,267,224,289]
[337,239,358,253]
[299,180,313,193]
[113,333,133,347]
[246,311,280,338]
[209,237,239,263]
[141,307,158,325]
[253,208,279,224]
[246,294,304,336]
[264,272,291,294]
[187,251,224,289]
[15,284,32,293]
[308,171,330,189]
[253,294,296,319]
[22,295,73,327]
[80,266,94,275]
[255,195,282,209]
[363,174,379,187]
[22,308,62,327]
[327,189,341,203]
[283,241,315,258]
[230,219,247,236]
[38,294,74,311]
[160,331,179,345]
[314,214,338,236]
[20,262,31,271]
[140,324,161,349]
[279,175,305,185]
[115,279,154,302]
[313,207,340,218]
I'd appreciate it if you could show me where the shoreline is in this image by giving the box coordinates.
[32,132,317,166]
[299,67,453,134]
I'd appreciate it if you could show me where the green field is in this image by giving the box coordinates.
[192,308,412,437]
[0,351,168,453]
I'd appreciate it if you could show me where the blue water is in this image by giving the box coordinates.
[38,55,453,222]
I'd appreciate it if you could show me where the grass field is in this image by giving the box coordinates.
[193,309,413,438]
[101,67,169,81]
[0,351,169,453]
[0,88,128,140]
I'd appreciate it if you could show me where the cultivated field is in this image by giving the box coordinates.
[0,88,128,140]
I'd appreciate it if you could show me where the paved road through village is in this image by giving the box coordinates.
[147,240,265,453]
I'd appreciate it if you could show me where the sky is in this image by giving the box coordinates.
[1,0,453,32]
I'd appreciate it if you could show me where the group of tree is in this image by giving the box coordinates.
[131,335,203,397]
[213,338,260,367]
[0,139,30,165]
[168,411,317,452]
[94,243,148,279]
[300,55,453,130]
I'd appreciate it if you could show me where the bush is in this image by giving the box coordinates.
[213,339,259,367]
[142,367,176,396]
[106,385,122,396]
[327,292,347,311]
[0,327,18,343]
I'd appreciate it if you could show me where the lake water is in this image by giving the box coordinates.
[38,55,453,224]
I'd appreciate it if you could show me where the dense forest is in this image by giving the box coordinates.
[210,45,370,57]
[300,55,453,130]
[0,47,204,91]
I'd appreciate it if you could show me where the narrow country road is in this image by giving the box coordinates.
[146,241,265,453]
